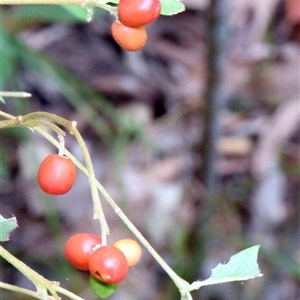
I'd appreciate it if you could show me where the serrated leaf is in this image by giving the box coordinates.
[160,0,185,15]
[190,246,263,291]
[60,5,91,21]
[0,215,18,242]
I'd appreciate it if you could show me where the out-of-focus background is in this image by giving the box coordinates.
[1,0,299,299]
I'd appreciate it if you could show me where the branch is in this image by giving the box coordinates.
[0,0,117,13]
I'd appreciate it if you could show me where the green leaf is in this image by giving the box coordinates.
[0,215,18,242]
[89,275,117,299]
[190,246,263,291]
[107,0,185,16]
[160,0,185,15]
[60,5,92,21]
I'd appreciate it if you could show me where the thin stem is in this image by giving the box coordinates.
[0,118,25,129]
[0,111,15,119]
[22,112,110,243]
[0,91,32,98]
[72,123,110,242]
[96,182,191,291]
[0,116,65,140]
[26,119,66,138]
[0,282,41,299]
[0,0,118,14]
[0,274,85,300]
[0,246,60,299]
[0,111,109,242]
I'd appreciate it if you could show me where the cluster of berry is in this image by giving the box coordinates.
[37,154,142,298]
[111,0,161,51]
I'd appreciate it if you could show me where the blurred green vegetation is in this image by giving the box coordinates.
[1,4,145,151]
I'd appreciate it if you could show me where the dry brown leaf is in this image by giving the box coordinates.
[147,156,187,182]
[218,136,253,156]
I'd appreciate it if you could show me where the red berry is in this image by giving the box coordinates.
[37,154,76,195]
[64,233,102,270]
[118,0,161,27]
[89,245,129,284]
[113,239,142,267]
[111,20,147,52]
